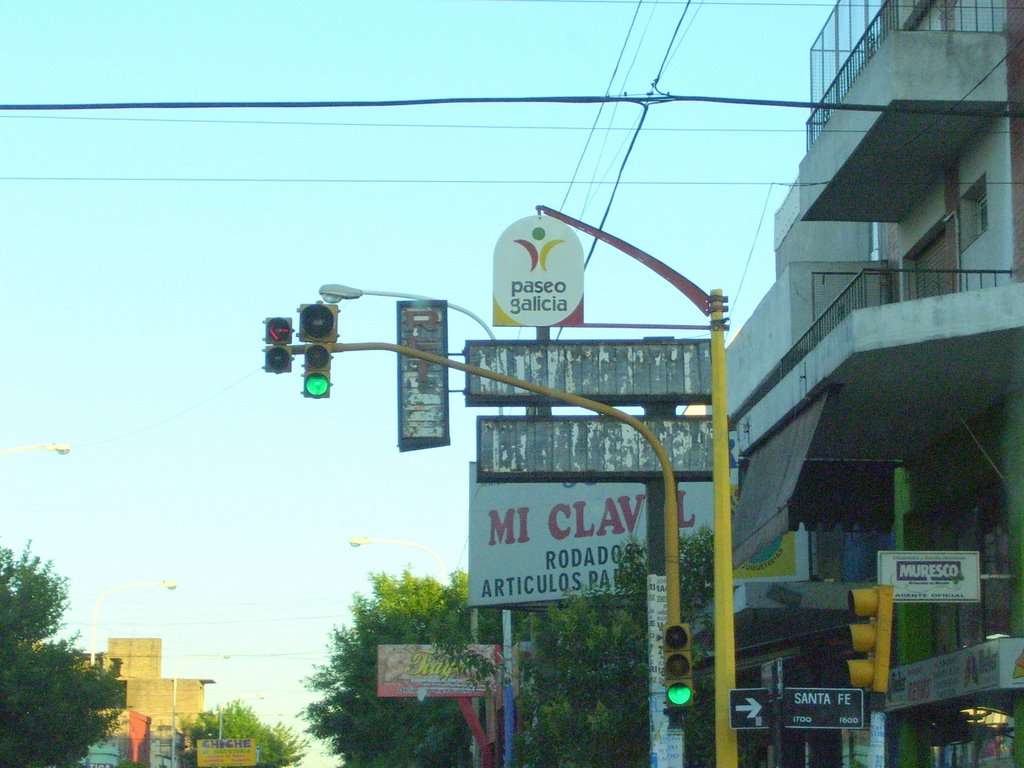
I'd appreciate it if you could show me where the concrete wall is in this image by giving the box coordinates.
[728,259,876,413]
[107,637,162,679]
[775,184,874,276]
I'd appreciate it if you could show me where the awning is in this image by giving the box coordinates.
[732,393,828,567]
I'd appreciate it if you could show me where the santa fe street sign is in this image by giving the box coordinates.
[782,687,864,729]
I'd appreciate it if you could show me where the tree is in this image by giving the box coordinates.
[514,539,650,768]
[0,543,125,767]
[179,700,307,768]
[515,530,718,768]
[305,570,498,768]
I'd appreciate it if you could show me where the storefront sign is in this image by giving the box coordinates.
[468,466,713,607]
[397,300,450,451]
[878,551,980,602]
[377,644,499,698]
[197,739,257,767]
[493,215,584,327]
[886,637,1024,710]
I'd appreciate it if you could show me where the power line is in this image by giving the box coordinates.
[0,93,1013,117]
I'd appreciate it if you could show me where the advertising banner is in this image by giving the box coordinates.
[468,465,714,608]
[877,551,980,602]
[377,644,499,698]
[197,739,257,767]
[886,637,1024,710]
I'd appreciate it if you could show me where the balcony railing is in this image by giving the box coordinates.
[808,0,1008,148]
[734,268,1012,421]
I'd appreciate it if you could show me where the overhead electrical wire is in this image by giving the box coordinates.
[1,93,1013,117]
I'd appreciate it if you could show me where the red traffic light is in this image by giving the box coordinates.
[265,317,293,344]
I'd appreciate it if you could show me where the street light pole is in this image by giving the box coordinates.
[319,284,496,341]
[324,282,512,766]
[90,580,178,666]
[169,654,230,768]
[535,205,737,768]
[0,443,71,455]
[348,536,448,581]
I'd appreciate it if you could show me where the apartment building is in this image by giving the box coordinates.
[727,0,1024,764]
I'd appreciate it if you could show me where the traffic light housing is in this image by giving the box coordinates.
[299,302,339,343]
[847,584,894,692]
[298,303,338,399]
[663,623,693,709]
[264,317,293,374]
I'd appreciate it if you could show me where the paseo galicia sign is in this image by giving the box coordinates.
[492,214,584,327]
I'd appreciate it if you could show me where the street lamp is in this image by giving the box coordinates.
[319,283,497,341]
[170,654,230,768]
[0,443,71,455]
[90,580,178,666]
[349,536,448,582]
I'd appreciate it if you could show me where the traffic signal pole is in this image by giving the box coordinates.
[709,291,739,768]
[328,340,685,627]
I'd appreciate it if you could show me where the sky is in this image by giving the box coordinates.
[2,1,834,765]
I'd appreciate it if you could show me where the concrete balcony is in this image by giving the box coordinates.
[728,274,1021,564]
[799,30,1007,222]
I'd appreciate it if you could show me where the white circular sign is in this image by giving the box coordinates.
[492,215,584,327]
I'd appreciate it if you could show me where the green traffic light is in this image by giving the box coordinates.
[667,683,693,706]
[304,373,330,398]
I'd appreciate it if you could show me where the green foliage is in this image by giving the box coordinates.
[515,539,649,768]
[0,543,124,768]
[305,570,499,768]
[515,531,717,768]
[179,700,307,768]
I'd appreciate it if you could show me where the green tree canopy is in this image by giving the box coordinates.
[305,570,499,768]
[515,530,718,768]
[0,543,125,767]
[179,700,307,768]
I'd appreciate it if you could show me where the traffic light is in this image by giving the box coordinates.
[264,317,293,374]
[299,302,339,343]
[847,584,894,693]
[663,623,694,709]
[298,303,338,399]
[303,343,332,398]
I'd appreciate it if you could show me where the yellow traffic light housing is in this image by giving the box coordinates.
[263,317,294,374]
[298,303,338,398]
[847,584,894,692]
[299,302,339,343]
[663,623,693,708]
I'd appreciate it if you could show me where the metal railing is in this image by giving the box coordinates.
[734,268,1012,421]
[808,0,1008,147]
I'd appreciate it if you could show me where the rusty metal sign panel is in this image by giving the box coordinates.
[397,300,450,452]
[464,339,711,406]
[476,416,713,482]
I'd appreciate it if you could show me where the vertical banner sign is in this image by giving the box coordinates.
[397,301,450,451]
[868,712,885,768]
[493,214,585,327]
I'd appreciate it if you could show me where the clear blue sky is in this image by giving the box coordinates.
[2,1,831,764]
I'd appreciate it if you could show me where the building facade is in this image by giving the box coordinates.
[727,0,1024,764]
[94,638,214,768]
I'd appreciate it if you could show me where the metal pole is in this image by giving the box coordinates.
[710,290,739,768]
[329,343,682,605]
[170,676,177,768]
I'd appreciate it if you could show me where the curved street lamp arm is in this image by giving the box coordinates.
[535,205,714,318]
